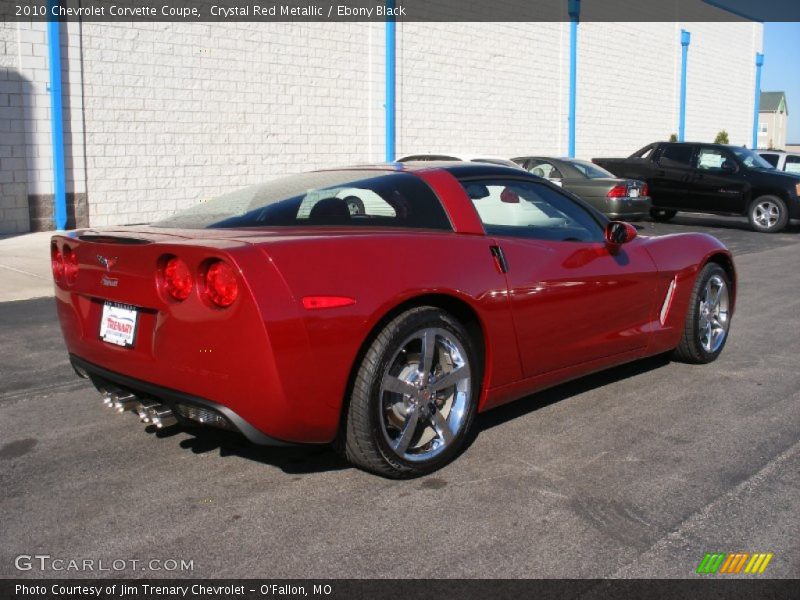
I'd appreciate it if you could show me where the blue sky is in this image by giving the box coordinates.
[762,22,800,142]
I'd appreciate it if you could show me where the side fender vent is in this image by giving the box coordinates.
[659,277,678,326]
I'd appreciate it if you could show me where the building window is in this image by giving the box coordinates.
[759,122,768,134]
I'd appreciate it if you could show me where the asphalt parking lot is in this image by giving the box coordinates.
[1,215,798,579]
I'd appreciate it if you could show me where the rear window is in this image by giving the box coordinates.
[153,171,451,230]
[569,160,614,179]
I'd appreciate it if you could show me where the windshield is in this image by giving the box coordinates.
[569,160,615,179]
[152,170,451,230]
[729,147,775,169]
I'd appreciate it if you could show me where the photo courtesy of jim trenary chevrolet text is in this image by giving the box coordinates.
[0,0,798,598]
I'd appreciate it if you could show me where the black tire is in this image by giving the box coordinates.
[342,306,480,478]
[650,208,677,222]
[747,195,788,233]
[672,263,732,364]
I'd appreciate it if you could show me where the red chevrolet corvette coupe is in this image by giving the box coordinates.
[52,163,735,477]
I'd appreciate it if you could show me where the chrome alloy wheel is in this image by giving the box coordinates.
[698,274,730,354]
[753,200,781,229]
[379,327,471,462]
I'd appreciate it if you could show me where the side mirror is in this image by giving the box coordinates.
[605,221,637,249]
[500,188,520,203]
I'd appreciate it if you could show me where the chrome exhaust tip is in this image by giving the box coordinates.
[148,405,177,429]
[111,392,137,413]
[136,399,160,424]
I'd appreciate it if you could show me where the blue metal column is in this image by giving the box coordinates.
[47,2,67,230]
[385,0,396,162]
[752,52,764,149]
[678,29,691,142]
[567,0,580,158]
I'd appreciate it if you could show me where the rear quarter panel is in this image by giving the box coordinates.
[255,230,521,421]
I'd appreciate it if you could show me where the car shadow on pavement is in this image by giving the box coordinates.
[144,424,352,475]
[143,354,673,476]
[473,353,671,436]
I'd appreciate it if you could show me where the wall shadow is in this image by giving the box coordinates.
[0,69,32,235]
[12,23,89,233]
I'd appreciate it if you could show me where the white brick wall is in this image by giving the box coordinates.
[683,22,762,147]
[396,22,569,157]
[575,21,762,158]
[0,21,86,233]
[0,18,764,231]
[77,22,383,226]
[0,22,30,234]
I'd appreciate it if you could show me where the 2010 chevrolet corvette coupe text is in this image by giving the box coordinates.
[52,163,736,477]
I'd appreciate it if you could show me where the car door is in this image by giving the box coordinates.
[690,146,748,214]
[462,177,659,377]
[651,143,696,209]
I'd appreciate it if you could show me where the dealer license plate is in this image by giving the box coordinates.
[99,302,139,347]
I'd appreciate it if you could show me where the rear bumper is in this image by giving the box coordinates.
[604,196,652,220]
[72,354,296,446]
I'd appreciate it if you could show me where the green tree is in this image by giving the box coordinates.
[669,133,678,142]
[714,130,729,144]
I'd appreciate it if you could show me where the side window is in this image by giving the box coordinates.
[785,155,800,174]
[298,188,396,219]
[460,179,604,243]
[695,147,734,171]
[659,144,694,168]
[759,153,780,168]
[526,161,563,181]
[635,143,657,159]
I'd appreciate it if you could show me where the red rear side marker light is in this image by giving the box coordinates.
[607,184,628,198]
[62,245,79,285]
[162,257,193,301]
[204,261,239,308]
[302,296,356,310]
[51,245,64,282]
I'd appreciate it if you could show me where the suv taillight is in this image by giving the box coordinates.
[203,260,239,308]
[162,257,193,301]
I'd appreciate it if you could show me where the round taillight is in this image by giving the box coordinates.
[51,245,64,282]
[162,257,193,301]
[204,261,239,308]
[62,245,79,285]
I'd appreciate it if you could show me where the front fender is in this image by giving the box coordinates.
[639,233,736,352]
